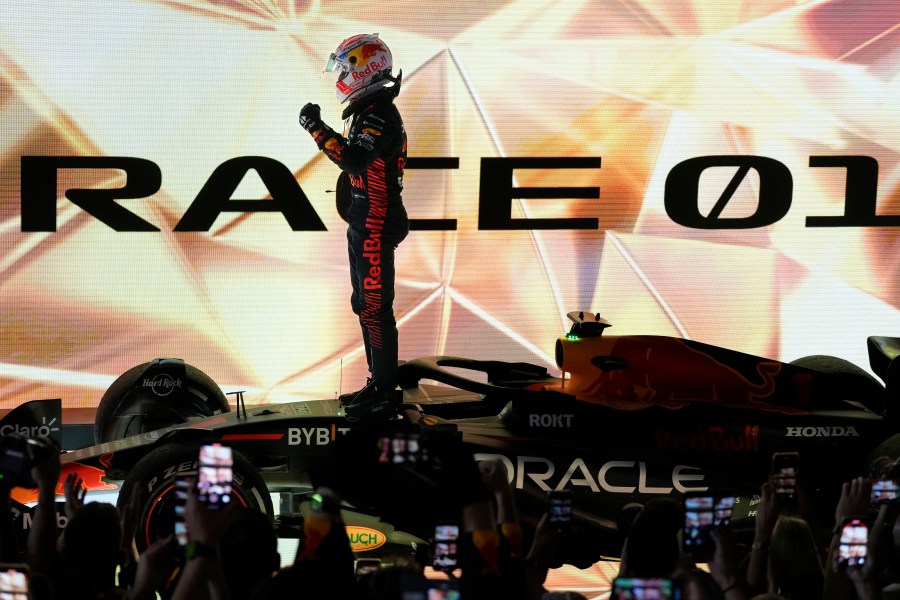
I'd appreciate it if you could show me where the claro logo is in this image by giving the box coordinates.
[0,417,60,438]
[474,454,707,494]
[142,374,182,397]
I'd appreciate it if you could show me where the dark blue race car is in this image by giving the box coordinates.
[3,311,899,564]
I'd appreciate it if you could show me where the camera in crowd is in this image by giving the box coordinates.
[0,432,55,488]
[870,455,900,505]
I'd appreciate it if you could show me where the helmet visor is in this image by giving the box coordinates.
[324,53,350,73]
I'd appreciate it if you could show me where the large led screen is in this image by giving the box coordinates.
[2,0,899,409]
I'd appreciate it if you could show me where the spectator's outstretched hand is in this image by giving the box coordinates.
[119,486,143,578]
[823,476,875,600]
[28,438,60,495]
[63,472,87,519]
[673,567,715,600]
[746,480,782,593]
[755,480,780,545]
[479,457,519,531]
[844,502,898,585]
[834,476,871,526]
[478,458,509,495]
[25,438,61,574]
[709,529,749,599]
[130,535,178,600]
[524,513,567,570]
[185,477,238,546]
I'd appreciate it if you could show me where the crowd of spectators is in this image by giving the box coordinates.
[3,424,900,600]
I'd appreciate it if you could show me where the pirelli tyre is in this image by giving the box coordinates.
[866,434,900,475]
[95,358,231,444]
[116,441,273,552]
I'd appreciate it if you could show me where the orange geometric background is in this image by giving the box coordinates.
[1,0,899,409]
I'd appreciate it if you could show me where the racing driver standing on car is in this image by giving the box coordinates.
[299,34,408,419]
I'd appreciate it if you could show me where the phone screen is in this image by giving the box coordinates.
[837,518,868,569]
[682,494,715,553]
[772,452,799,499]
[611,577,680,600]
[548,490,573,531]
[197,443,233,509]
[714,494,736,528]
[173,475,190,547]
[432,523,460,572]
[426,579,460,600]
[0,443,27,483]
[377,432,427,466]
[354,558,381,577]
[0,564,29,600]
[871,479,899,505]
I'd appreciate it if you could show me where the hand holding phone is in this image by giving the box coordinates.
[197,443,233,509]
[0,564,29,600]
[548,490,573,532]
[714,492,736,528]
[771,452,799,500]
[871,478,899,505]
[836,517,869,570]
[682,493,715,554]
[611,577,681,600]
[354,558,381,577]
[377,432,428,466]
[173,475,190,548]
[432,522,460,572]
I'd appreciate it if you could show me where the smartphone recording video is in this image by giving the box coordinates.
[426,578,460,600]
[714,492,736,529]
[682,494,715,554]
[197,443,233,509]
[354,558,382,577]
[772,452,799,500]
[611,577,681,600]
[548,490,573,532]
[837,518,869,570]
[0,564,29,600]
[871,478,900,505]
[173,475,190,547]
[398,575,461,600]
[432,523,460,572]
[377,432,427,466]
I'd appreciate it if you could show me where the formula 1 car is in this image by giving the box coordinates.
[3,311,900,564]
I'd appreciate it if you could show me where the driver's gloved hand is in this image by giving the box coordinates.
[299,103,321,132]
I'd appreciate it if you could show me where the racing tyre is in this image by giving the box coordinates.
[95,359,231,444]
[117,441,273,552]
[866,434,900,476]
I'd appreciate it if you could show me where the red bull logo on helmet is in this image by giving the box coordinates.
[358,43,385,62]
[351,55,389,82]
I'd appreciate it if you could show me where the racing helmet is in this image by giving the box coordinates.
[324,33,394,104]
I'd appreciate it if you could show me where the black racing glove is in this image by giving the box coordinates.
[299,102,321,132]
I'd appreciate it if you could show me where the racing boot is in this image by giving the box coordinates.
[339,377,372,406]
[343,385,402,419]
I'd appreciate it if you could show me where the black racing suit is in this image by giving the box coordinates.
[304,90,408,393]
